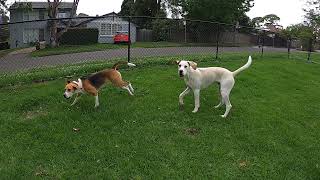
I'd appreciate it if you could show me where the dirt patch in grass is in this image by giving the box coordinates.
[185,128,201,136]
[23,107,48,120]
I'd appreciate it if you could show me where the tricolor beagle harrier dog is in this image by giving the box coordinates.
[177,56,252,118]
[64,61,136,108]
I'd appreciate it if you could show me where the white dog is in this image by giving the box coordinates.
[177,56,252,118]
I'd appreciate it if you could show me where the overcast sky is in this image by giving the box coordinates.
[7,0,306,27]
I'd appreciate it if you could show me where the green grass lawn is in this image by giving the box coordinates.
[0,54,320,178]
[31,42,185,57]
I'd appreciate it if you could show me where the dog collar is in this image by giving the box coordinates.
[72,78,83,90]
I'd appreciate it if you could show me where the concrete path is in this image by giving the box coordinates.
[0,46,293,73]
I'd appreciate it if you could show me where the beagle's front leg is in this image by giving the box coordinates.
[192,89,200,113]
[71,93,81,106]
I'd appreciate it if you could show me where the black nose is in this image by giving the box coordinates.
[179,70,183,77]
[63,94,68,99]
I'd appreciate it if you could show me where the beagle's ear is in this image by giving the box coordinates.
[188,61,198,70]
[176,60,181,65]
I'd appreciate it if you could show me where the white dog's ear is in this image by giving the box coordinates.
[176,60,181,64]
[188,61,197,70]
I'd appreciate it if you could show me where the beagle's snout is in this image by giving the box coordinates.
[64,94,69,99]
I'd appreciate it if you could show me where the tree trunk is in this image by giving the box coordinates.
[47,0,79,47]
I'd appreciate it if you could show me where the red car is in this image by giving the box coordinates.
[113,31,130,44]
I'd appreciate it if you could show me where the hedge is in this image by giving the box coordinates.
[60,28,99,45]
[0,42,9,50]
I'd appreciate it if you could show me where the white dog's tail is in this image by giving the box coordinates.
[232,56,252,77]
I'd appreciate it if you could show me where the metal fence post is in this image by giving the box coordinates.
[287,38,291,59]
[128,16,131,63]
[261,30,265,57]
[216,24,220,60]
[307,38,312,63]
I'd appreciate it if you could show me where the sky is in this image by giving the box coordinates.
[7,0,306,27]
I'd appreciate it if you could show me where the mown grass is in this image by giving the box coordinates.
[0,53,320,178]
[30,41,185,57]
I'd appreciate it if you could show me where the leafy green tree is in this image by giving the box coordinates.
[167,0,253,24]
[263,14,280,25]
[252,14,280,28]
[119,0,135,16]
[0,0,9,42]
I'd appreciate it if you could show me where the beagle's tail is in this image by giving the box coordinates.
[112,61,136,70]
[232,56,252,77]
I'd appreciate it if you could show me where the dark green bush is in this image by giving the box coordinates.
[60,28,99,45]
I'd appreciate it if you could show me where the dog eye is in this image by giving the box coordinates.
[67,89,71,92]
[178,65,181,67]
[184,66,187,68]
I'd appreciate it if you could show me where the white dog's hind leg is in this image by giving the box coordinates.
[214,84,224,108]
[220,80,234,118]
[192,89,200,113]
[214,100,224,109]
[94,95,99,108]
[179,87,190,105]
[221,93,232,118]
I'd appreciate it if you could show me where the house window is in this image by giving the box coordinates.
[100,23,122,36]
[23,29,39,43]
[57,13,67,18]
[39,11,45,20]
[23,11,39,21]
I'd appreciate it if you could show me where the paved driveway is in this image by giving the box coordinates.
[0,46,292,73]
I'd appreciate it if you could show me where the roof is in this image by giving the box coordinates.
[9,1,73,10]
[77,13,89,17]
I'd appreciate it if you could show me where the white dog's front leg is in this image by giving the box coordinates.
[192,89,200,113]
[179,87,191,106]
[94,95,99,108]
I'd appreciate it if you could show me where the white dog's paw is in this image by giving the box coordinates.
[214,105,220,109]
[192,109,198,113]
[220,115,227,118]
[95,104,99,108]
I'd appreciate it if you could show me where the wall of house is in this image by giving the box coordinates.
[87,17,136,44]
[9,8,71,48]
[9,9,49,48]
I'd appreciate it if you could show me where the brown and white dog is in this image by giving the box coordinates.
[64,61,136,108]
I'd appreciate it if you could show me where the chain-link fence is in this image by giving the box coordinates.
[0,15,318,81]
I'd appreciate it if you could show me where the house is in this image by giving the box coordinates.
[8,1,74,48]
[84,12,137,44]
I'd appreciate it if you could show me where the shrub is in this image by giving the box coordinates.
[0,42,9,50]
[60,28,99,45]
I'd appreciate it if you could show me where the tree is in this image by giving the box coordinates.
[0,0,9,42]
[252,14,280,28]
[47,0,80,47]
[119,0,135,16]
[120,0,167,28]
[301,0,320,51]
[251,17,264,28]
[166,0,254,24]
[263,14,280,25]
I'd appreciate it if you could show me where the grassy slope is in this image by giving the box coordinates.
[0,54,320,178]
